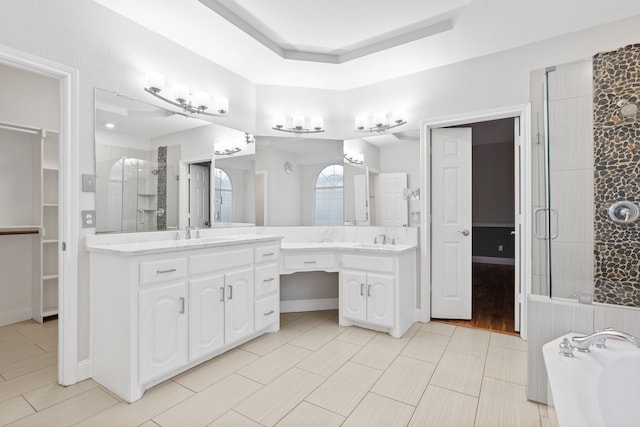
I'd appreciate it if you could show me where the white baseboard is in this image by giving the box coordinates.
[472,256,515,265]
[77,359,91,381]
[281,298,339,313]
[0,307,32,327]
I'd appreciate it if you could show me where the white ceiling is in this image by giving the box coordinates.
[94,0,640,90]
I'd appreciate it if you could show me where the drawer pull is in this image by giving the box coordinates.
[157,268,177,274]
[228,285,233,300]
[304,260,317,264]
[264,310,275,316]
[263,252,275,256]
[179,297,185,314]
[264,277,275,282]
[219,287,225,302]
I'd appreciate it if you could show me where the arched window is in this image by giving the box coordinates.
[315,164,344,225]
[214,168,233,222]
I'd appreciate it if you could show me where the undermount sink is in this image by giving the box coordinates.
[355,243,389,248]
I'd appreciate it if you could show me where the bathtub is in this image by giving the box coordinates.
[543,333,640,427]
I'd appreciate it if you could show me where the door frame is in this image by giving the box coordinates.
[179,155,214,229]
[420,104,532,340]
[0,44,80,383]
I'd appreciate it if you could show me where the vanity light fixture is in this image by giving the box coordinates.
[144,71,229,117]
[214,133,255,156]
[272,114,325,135]
[355,109,406,133]
[344,152,364,164]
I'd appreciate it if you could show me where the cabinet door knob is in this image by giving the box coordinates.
[360,283,365,296]
[367,285,372,297]
[179,297,185,314]
[219,287,225,302]
[228,285,233,300]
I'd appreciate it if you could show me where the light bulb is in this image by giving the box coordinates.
[355,115,367,131]
[373,111,387,128]
[192,91,211,111]
[292,115,305,130]
[214,97,229,114]
[310,116,324,131]
[273,114,286,129]
[145,71,165,92]
[171,83,189,104]
[392,109,405,124]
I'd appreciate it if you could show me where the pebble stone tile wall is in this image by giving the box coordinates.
[593,44,640,307]
[156,145,167,230]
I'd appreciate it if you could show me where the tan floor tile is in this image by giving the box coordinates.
[139,421,161,427]
[36,338,58,353]
[0,344,46,366]
[371,356,436,405]
[153,374,262,427]
[430,350,484,397]
[297,339,361,377]
[9,387,118,427]
[446,327,491,358]
[420,321,456,336]
[475,377,540,427]
[0,396,35,425]
[351,334,408,370]
[280,312,306,327]
[490,332,528,352]
[23,378,100,411]
[0,351,57,380]
[401,330,450,363]
[539,404,560,427]
[343,392,414,427]
[240,327,303,356]
[0,365,57,402]
[76,380,194,427]
[336,326,377,346]
[484,345,527,385]
[236,344,311,384]
[12,319,58,337]
[409,385,478,427]
[234,367,325,426]
[306,310,339,322]
[173,348,259,392]
[0,329,23,343]
[400,322,422,340]
[306,361,382,416]
[275,402,344,427]
[283,315,325,332]
[208,410,262,427]
[289,322,344,351]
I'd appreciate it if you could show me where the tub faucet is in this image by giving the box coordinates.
[571,329,640,352]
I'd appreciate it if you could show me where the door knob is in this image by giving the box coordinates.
[458,229,470,236]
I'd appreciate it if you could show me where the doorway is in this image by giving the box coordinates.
[421,106,530,340]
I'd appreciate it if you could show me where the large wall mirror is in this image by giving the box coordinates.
[344,131,420,227]
[94,88,255,233]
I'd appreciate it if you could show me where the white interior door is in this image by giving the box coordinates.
[379,172,407,226]
[513,118,522,332]
[354,173,369,225]
[189,164,210,228]
[431,128,472,319]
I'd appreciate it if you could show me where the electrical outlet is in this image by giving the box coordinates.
[498,245,504,252]
[82,210,96,228]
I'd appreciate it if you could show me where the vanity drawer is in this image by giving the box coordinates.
[283,252,337,272]
[255,263,279,298]
[255,294,279,330]
[139,258,187,285]
[342,254,394,273]
[189,248,253,276]
[255,245,279,264]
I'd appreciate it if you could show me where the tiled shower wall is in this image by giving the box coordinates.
[593,44,640,307]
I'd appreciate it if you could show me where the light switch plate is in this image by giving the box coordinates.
[82,210,96,228]
[82,174,96,192]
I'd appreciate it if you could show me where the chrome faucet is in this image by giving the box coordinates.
[185,227,193,240]
[374,234,386,245]
[571,329,640,352]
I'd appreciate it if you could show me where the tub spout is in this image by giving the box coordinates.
[571,329,640,352]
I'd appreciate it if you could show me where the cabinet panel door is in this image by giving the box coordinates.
[139,282,188,383]
[341,270,367,322]
[225,267,255,344]
[367,273,395,327]
[189,274,225,361]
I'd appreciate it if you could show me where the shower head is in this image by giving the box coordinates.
[617,99,638,118]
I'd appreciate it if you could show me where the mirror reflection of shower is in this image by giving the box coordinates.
[214,168,233,222]
[100,157,159,232]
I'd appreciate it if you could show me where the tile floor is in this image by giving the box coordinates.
[0,311,560,426]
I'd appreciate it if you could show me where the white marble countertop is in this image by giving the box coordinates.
[86,234,283,256]
[281,241,416,254]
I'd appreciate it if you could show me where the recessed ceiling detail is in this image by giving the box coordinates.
[198,0,461,63]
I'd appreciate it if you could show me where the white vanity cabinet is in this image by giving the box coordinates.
[339,250,416,338]
[89,237,280,403]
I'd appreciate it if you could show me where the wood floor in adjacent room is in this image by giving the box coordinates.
[0,310,557,426]
[436,263,517,336]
